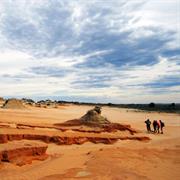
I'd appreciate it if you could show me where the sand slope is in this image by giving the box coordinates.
[3,99,26,109]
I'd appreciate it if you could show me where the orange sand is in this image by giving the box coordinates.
[0,105,179,179]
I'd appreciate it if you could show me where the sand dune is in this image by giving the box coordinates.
[2,99,26,109]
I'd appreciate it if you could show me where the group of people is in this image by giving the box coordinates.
[145,119,165,134]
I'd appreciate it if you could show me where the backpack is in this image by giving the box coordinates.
[161,122,165,127]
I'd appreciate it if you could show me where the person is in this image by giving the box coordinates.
[153,120,157,133]
[144,119,151,132]
[159,120,165,134]
[157,120,161,133]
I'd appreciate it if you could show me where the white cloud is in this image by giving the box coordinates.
[0,50,33,75]
[40,49,113,68]
[0,0,179,103]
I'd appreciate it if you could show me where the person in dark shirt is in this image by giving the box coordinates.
[145,119,151,132]
[159,120,165,134]
[157,120,161,133]
[153,120,157,133]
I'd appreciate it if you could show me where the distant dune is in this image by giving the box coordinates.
[3,98,26,109]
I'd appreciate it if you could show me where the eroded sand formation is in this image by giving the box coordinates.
[0,106,150,167]
[0,97,5,108]
[3,98,26,109]
[0,140,48,166]
[55,106,138,134]
[0,104,179,179]
[0,133,150,145]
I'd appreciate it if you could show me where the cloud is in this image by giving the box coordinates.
[0,0,179,103]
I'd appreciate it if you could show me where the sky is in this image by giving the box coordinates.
[0,0,179,103]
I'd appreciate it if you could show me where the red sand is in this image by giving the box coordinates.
[0,105,179,179]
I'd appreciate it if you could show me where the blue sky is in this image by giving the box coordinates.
[0,0,179,103]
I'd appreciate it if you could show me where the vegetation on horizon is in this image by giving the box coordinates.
[1,97,180,113]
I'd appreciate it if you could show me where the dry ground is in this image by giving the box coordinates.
[0,105,179,180]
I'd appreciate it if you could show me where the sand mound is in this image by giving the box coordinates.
[80,106,110,124]
[0,97,5,107]
[55,107,138,134]
[59,106,110,126]
[3,99,26,109]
